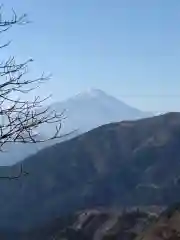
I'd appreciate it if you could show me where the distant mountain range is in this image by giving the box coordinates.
[0,89,151,166]
[0,112,180,231]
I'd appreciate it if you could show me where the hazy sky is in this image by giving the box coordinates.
[2,0,180,112]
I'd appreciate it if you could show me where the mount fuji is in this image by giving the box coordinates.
[0,89,152,165]
[46,88,152,135]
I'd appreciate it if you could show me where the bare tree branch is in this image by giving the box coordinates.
[0,6,67,165]
[0,164,28,180]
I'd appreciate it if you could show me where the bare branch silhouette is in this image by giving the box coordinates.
[0,164,28,180]
[0,6,67,178]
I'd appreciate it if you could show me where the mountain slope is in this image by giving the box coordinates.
[41,208,157,240]
[0,208,159,240]
[0,112,179,230]
[47,88,151,135]
[0,131,79,166]
[21,204,179,240]
[136,202,180,240]
[0,89,150,166]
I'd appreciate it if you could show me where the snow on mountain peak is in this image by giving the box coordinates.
[74,88,107,99]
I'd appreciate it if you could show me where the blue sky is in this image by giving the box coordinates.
[2,0,180,111]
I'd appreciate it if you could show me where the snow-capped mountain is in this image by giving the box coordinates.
[0,89,152,166]
[44,88,152,135]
